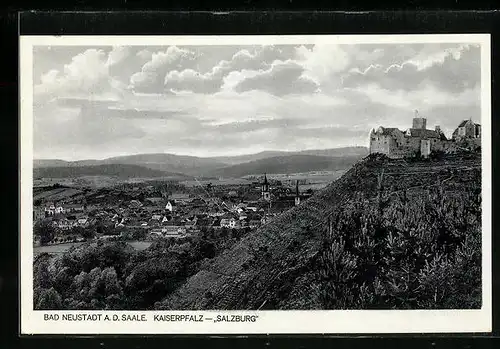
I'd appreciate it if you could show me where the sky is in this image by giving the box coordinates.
[32,42,482,160]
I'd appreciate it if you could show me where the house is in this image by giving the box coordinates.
[33,206,45,221]
[220,217,239,229]
[162,226,187,236]
[44,203,56,216]
[151,214,162,221]
[64,204,85,213]
[129,200,143,209]
[149,230,164,239]
[52,218,75,230]
[170,193,192,204]
[145,197,163,205]
[77,216,89,226]
[54,205,65,215]
[165,201,173,212]
[452,118,481,140]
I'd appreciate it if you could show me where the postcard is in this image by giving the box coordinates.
[20,34,491,334]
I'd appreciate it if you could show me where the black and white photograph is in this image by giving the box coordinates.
[20,34,491,334]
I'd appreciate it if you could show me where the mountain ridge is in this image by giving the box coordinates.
[34,147,368,166]
[34,146,369,177]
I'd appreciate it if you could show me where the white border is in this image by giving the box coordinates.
[20,34,492,334]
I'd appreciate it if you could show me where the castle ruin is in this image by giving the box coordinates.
[369,111,481,159]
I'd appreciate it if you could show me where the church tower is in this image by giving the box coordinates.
[294,180,301,206]
[261,173,270,201]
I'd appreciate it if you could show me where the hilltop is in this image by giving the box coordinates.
[158,153,482,310]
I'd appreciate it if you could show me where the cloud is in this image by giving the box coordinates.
[34,48,129,105]
[32,43,483,159]
[163,45,300,94]
[207,117,300,133]
[295,44,350,86]
[341,44,480,93]
[233,60,319,96]
[34,101,147,159]
[129,46,197,93]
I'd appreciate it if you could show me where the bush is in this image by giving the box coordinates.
[316,174,482,309]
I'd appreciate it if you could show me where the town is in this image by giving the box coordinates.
[33,174,314,248]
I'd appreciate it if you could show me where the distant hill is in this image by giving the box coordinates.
[158,153,482,310]
[209,146,368,165]
[33,164,187,179]
[33,147,369,176]
[34,154,226,176]
[204,154,363,178]
[101,153,227,175]
[34,159,74,168]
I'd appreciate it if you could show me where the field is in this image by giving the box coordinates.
[33,187,84,202]
[34,240,152,255]
[181,178,252,187]
[34,175,187,189]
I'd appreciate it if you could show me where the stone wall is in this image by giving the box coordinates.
[370,134,464,158]
[369,135,393,156]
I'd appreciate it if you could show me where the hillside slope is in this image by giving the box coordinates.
[159,153,482,310]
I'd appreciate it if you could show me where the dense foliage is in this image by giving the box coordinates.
[316,167,482,309]
[33,227,250,310]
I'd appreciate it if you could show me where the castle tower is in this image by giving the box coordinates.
[412,110,427,129]
[261,173,270,201]
[294,180,300,206]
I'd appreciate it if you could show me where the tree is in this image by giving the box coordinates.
[34,220,56,245]
[80,227,95,240]
[34,287,63,310]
